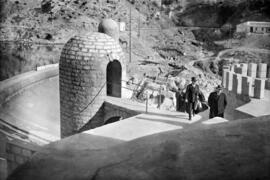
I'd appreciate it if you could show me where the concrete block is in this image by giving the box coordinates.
[254,79,265,99]
[222,69,228,88]
[230,65,235,72]
[257,63,267,78]
[226,71,233,91]
[236,74,242,94]
[235,67,242,74]
[267,66,270,78]
[232,74,237,94]
[242,76,253,96]
[240,63,248,76]
[223,65,230,71]
[248,63,257,78]
[266,79,270,90]
[232,74,242,94]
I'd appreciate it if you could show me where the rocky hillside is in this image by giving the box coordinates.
[1,0,269,108]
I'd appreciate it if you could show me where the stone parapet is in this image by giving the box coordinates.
[222,63,269,99]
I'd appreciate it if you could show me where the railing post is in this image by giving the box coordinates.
[145,92,148,113]
[158,85,161,109]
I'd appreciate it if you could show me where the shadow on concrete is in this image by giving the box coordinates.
[135,116,185,127]
[46,132,126,152]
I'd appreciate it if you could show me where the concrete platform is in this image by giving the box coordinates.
[236,90,270,117]
[0,75,202,143]
[85,112,201,141]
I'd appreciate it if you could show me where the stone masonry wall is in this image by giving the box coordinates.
[59,32,125,138]
[79,101,139,131]
[0,134,40,179]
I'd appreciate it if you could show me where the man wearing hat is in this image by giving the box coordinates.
[208,85,227,118]
[185,77,200,120]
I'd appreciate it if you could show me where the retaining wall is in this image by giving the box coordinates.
[0,133,40,179]
[0,65,58,107]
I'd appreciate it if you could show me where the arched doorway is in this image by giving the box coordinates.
[106,60,122,97]
[104,116,122,125]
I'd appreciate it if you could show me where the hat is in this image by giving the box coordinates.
[216,85,223,90]
[191,77,197,82]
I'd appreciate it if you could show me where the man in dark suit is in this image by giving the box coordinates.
[208,85,227,118]
[185,77,200,120]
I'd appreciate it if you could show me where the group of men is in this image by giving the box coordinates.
[176,77,227,120]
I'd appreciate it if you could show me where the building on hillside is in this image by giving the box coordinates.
[236,21,270,34]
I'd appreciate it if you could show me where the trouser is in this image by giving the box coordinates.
[209,111,224,118]
[209,109,215,119]
[217,113,224,118]
[187,102,195,120]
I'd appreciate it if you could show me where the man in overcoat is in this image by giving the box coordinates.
[208,85,227,118]
[185,77,200,120]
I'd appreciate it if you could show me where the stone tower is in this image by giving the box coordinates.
[59,32,126,138]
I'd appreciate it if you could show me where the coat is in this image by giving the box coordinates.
[175,91,186,112]
[208,91,227,117]
[185,84,200,103]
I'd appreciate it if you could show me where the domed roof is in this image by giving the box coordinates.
[61,32,123,60]
[98,18,119,40]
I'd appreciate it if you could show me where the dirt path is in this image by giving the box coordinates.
[215,47,270,62]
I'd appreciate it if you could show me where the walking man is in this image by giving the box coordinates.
[208,85,227,118]
[185,77,200,120]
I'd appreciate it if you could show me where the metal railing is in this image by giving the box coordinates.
[66,76,167,117]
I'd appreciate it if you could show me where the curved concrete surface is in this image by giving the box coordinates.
[0,75,60,141]
[7,115,270,180]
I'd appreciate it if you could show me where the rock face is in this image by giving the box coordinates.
[59,32,125,138]
[7,116,270,180]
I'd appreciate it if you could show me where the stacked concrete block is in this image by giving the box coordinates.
[232,74,242,94]
[230,65,235,72]
[254,79,265,99]
[59,32,125,138]
[226,71,233,91]
[223,65,230,71]
[240,63,248,76]
[265,79,270,90]
[235,67,242,74]
[222,69,229,88]
[242,76,253,96]
[233,64,240,73]
[248,63,257,78]
[257,63,267,78]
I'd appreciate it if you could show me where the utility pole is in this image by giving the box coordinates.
[129,4,132,63]
[138,13,140,37]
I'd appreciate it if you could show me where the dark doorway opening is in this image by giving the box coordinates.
[250,27,253,33]
[104,116,122,125]
[107,60,122,97]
